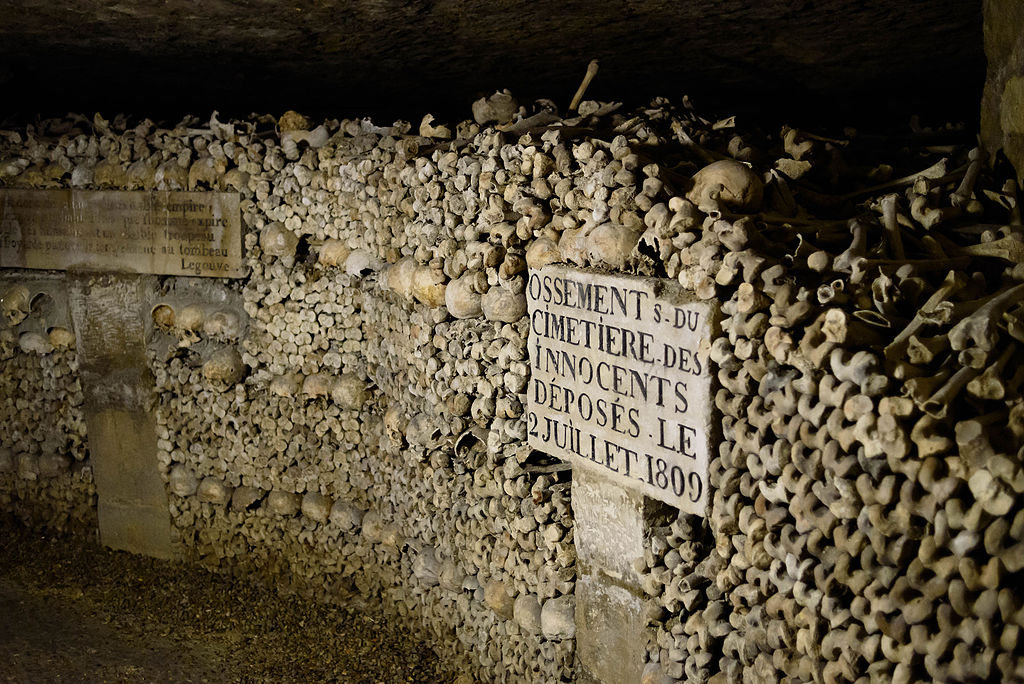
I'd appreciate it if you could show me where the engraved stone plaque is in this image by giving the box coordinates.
[0,189,244,277]
[526,265,715,515]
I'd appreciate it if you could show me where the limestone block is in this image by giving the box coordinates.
[98,501,175,559]
[571,468,646,585]
[576,574,645,684]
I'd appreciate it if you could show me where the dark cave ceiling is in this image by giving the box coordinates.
[0,1,985,128]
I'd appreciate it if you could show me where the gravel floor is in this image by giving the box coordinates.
[0,519,455,683]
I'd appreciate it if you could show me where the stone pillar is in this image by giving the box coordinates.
[68,274,174,558]
[572,468,649,683]
[982,0,1024,184]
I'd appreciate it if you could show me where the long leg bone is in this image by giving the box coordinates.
[833,217,872,274]
[921,365,982,418]
[950,146,985,208]
[959,233,1024,263]
[949,282,1024,353]
[884,271,968,360]
[966,345,1016,399]
[876,193,906,259]
[568,60,600,113]
[910,191,962,230]
[903,367,953,406]
[851,257,970,285]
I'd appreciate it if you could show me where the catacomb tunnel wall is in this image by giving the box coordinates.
[3,89,1024,681]
[2,4,1024,683]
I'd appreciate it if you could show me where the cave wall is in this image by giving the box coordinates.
[2,89,1024,684]
[982,0,1024,185]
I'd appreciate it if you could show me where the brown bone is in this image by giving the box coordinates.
[884,270,968,360]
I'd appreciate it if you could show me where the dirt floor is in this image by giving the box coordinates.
[0,520,454,683]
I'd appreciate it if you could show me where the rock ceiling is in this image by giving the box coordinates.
[0,1,984,128]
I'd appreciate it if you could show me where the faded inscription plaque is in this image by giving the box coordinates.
[0,189,244,277]
[526,266,714,514]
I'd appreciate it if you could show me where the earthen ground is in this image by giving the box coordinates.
[0,519,454,683]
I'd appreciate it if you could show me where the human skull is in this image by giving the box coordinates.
[175,304,205,346]
[270,373,303,398]
[202,347,247,391]
[151,303,176,331]
[18,331,52,355]
[47,327,76,349]
[203,310,243,340]
[169,464,198,496]
[301,373,333,400]
[330,373,368,409]
[1,285,31,327]
[0,329,15,360]
[383,404,408,445]
[259,222,299,259]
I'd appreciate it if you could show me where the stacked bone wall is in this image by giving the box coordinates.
[0,274,94,532]
[2,98,1023,683]
[628,120,1024,682]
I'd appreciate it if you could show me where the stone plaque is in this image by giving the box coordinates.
[526,266,714,515]
[0,189,244,277]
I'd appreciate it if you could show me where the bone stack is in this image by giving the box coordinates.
[0,281,93,531]
[3,98,1024,682]
[636,113,1024,682]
